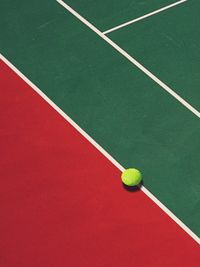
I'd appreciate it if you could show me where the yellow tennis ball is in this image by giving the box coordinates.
[121,168,142,186]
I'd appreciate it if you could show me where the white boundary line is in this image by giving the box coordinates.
[0,54,124,173]
[103,0,188,34]
[1,54,199,245]
[57,0,200,120]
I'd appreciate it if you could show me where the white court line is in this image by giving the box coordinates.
[56,0,200,244]
[1,37,199,245]
[1,53,200,244]
[0,54,124,173]
[57,0,200,120]
[103,0,188,34]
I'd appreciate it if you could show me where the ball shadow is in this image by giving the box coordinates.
[122,180,144,192]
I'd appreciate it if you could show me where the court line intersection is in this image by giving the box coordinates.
[103,0,188,34]
[57,0,200,120]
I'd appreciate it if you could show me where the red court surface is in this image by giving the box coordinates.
[0,59,200,266]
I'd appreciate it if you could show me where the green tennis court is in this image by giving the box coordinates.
[1,1,200,266]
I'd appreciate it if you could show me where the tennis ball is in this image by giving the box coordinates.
[121,168,142,186]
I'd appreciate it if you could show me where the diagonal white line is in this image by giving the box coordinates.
[1,10,199,245]
[55,0,200,244]
[56,0,200,119]
[1,52,200,244]
[0,53,124,173]
[103,0,188,34]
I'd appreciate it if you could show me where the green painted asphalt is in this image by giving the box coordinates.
[109,0,200,110]
[1,0,200,236]
[65,0,177,31]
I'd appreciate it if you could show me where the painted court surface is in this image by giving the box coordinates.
[0,0,200,266]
